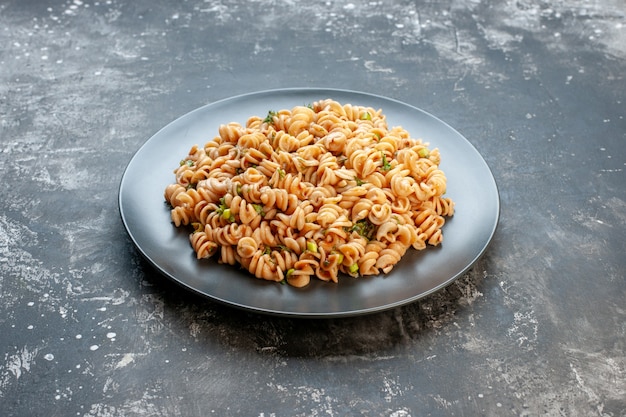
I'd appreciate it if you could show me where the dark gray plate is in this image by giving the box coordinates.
[119,88,499,318]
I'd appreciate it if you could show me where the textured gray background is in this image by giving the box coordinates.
[1,0,625,416]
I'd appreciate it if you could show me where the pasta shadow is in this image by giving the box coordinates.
[136,256,487,359]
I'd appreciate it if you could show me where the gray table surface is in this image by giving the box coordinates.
[1,0,625,416]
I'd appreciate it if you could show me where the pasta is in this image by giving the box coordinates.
[164,99,454,287]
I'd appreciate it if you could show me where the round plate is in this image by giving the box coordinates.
[119,88,499,318]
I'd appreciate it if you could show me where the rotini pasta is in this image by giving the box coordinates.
[164,99,454,287]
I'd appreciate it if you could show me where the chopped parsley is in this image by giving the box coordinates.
[349,219,376,240]
[276,244,293,253]
[252,204,265,217]
[381,152,391,172]
[263,110,277,124]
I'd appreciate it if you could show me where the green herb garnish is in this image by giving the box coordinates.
[216,197,235,222]
[263,110,277,124]
[221,208,234,222]
[350,219,376,240]
[276,244,293,253]
[381,152,391,172]
[253,204,265,217]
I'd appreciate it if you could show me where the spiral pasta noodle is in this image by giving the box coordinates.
[164,99,454,287]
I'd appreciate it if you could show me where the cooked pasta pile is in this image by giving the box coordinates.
[164,99,454,287]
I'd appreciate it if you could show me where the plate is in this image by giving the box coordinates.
[119,88,499,318]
